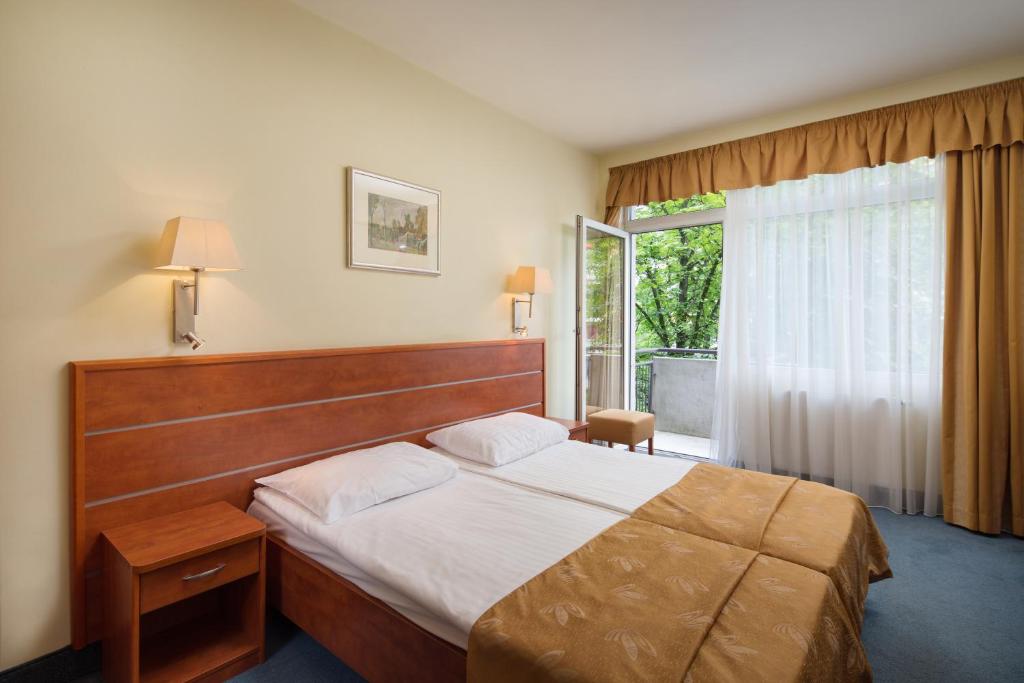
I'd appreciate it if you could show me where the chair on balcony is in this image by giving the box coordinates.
[588,409,655,454]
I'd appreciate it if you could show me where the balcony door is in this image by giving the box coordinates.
[575,216,633,420]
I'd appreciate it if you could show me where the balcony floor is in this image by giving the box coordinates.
[609,430,711,460]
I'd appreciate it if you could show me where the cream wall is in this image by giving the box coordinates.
[599,54,1024,185]
[0,0,598,667]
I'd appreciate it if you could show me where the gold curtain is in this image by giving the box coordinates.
[607,78,1024,211]
[942,142,1024,537]
[602,206,622,228]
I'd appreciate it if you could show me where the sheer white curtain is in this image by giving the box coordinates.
[712,157,945,515]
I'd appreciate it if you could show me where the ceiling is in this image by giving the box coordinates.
[293,0,1024,153]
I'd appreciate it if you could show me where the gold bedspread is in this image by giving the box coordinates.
[632,463,892,629]
[468,517,870,682]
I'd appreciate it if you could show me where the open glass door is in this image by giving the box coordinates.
[576,216,633,420]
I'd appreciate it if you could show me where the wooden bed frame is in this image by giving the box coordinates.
[70,338,547,680]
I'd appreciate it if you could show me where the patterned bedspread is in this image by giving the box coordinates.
[633,463,892,628]
[468,516,870,682]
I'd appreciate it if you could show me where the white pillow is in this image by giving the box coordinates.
[426,412,568,466]
[255,441,456,523]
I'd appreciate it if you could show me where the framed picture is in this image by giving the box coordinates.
[347,167,441,275]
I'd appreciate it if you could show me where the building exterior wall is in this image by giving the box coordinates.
[651,357,716,437]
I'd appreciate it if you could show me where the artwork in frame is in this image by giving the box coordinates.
[348,167,441,275]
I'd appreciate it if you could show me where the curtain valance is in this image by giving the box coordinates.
[606,77,1024,210]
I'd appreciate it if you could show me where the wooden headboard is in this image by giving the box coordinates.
[69,338,545,648]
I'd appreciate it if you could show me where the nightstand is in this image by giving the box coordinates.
[101,502,266,683]
[547,416,589,443]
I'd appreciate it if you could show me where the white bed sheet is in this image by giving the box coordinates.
[249,497,469,647]
[433,439,697,514]
[248,471,623,649]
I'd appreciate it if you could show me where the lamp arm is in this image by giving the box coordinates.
[181,267,202,315]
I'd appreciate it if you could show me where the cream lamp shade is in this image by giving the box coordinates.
[508,265,553,294]
[155,217,242,271]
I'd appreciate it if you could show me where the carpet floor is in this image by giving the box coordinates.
[859,509,1024,682]
[230,510,1024,682]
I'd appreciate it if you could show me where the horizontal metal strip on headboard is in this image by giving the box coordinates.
[84,370,541,436]
[78,340,544,433]
[83,401,543,509]
[84,372,542,503]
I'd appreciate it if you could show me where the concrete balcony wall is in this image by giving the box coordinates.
[650,357,717,437]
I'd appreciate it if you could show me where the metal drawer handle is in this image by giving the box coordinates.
[182,563,226,582]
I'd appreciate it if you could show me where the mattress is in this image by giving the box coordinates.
[433,439,697,513]
[248,471,624,648]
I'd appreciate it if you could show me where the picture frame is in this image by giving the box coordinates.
[347,167,441,276]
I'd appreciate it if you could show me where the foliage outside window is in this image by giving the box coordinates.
[632,193,725,352]
[631,192,725,220]
[584,232,624,352]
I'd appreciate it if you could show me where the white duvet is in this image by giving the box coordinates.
[249,470,623,648]
[433,439,697,514]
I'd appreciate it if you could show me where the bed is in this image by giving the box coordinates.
[435,439,892,629]
[249,466,869,682]
[69,339,876,682]
[249,471,625,649]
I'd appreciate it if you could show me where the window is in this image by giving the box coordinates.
[629,192,726,220]
[633,223,723,351]
[714,157,945,511]
[625,192,725,457]
[625,192,726,353]
[726,157,941,372]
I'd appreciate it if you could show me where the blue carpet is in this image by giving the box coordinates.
[233,511,1023,682]
[860,509,1024,682]
[231,615,363,683]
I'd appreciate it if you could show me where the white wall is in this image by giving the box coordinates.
[0,0,598,667]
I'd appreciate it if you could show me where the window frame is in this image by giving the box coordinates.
[622,206,726,234]
[621,200,727,412]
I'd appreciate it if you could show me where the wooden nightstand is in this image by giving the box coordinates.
[101,502,266,683]
[547,416,589,443]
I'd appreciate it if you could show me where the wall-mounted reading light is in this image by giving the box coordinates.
[155,217,242,350]
[507,265,553,337]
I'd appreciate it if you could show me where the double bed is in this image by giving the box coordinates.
[434,439,891,629]
[250,471,624,649]
[69,339,889,682]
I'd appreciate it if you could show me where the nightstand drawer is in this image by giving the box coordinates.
[569,427,589,442]
[141,539,260,614]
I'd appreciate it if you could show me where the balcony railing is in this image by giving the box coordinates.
[635,360,653,412]
[636,347,717,358]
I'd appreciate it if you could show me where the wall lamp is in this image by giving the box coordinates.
[507,265,553,337]
[155,217,242,350]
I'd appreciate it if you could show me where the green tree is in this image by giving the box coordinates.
[584,233,624,350]
[633,192,725,350]
[632,192,725,220]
